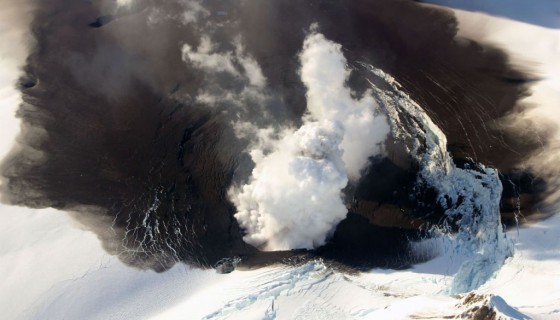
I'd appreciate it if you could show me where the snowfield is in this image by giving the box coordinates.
[1,1,560,319]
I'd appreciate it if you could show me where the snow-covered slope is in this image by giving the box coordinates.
[422,2,560,315]
[1,1,560,319]
[421,0,560,29]
[427,1,560,210]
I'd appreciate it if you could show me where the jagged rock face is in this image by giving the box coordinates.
[1,0,544,271]
[456,293,529,320]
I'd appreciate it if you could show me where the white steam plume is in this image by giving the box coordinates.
[299,32,389,180]
[181,36,267,109]
[230,31,389,251]
[115,0,134,8]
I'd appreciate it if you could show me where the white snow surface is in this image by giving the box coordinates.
[1,1,560,320]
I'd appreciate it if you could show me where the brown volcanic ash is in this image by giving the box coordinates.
[2,0,258,271]
[0,0,546,271]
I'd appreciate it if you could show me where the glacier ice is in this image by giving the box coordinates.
[365,65,514,293]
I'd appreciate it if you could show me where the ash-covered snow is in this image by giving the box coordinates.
[365,66,513,293]
[1,1,560,319]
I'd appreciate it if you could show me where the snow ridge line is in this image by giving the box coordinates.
[363,64,513,293]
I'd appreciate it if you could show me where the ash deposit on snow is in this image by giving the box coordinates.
[0,0,551,280]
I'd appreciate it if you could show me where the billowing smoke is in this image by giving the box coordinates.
[229,31,389,251]
[181,35,268,109]
[300,32,390,180]
[115,0,134,8]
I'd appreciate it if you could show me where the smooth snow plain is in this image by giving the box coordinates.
[1,1,560,319]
